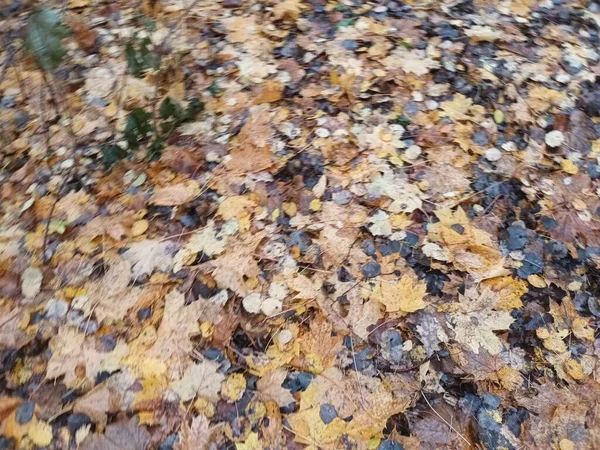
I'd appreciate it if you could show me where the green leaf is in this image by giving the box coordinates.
[148,137,165,161]
[25,7,70,72]
[185,98,205,118]
[125,108,153,149]
[392,115,411,126]
[101,144,128,168]
[334,17,357,30]
[126,36,160,78]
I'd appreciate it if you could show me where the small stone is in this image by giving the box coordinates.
[315,128,330,138]
[404,145,422,160]
[484,147,502,162]
[361,262,381,279]
[13,110,29,129]
[223,0,242,7]
[545,130,565,147]
[342,39,358,51]
[412,91,424,102]
[319,404,338,424]
[21,267,43,298]
[45,298,69,319]
[278,329,293,345]
[15,401,35,425]
[472,129,490,146]
[502,141,517,152]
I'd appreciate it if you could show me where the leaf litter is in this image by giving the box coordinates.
[2,0,600,449]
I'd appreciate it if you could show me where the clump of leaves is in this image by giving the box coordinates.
[102,97,204,168]
[25,7,70,72]
[125,35,160,77]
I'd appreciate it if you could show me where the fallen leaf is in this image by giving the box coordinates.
[257,370,294,407]
[149,180,201,206]
[170,360,225,402]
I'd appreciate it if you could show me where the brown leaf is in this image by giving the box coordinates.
[149,181,201,206]
[80,417,150,450]
[175,415,223,450]
[257,370,294,407]
[73,385,122,426]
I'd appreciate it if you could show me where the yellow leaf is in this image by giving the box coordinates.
[221,373,246,403]
[372,273,427,316]
[439,93,473,121]
[236,432,263,450]
[561,159,579,175]
[28,421,53,447]
[564,358,585,381]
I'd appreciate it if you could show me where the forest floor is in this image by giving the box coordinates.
[1,0,600,449]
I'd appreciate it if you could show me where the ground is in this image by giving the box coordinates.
[0,0,600,449]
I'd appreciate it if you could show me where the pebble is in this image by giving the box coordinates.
[404,145,422,160]
[412,91,424,102]
[545,130,565,147]
[319,404,338,424]
[485,147,502,162]
[315,128,330,138]
[45,298,69,319]
[13,110,29,129]
[15,402,35,424]
[278,329,293,345]
[361,262,382,279]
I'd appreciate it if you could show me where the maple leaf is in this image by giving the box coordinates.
[439,93,474,121]
[371,273,428,316]
[79,417,150,450]
[145,289,223,378]
[172,221,227,272]
[445,287,513,355]
[175,415,223,450]
[296,315,343,373]
[203,232,264,296]
[256,369,294,407]
[122,239,180,279]
[170,360,225,402]
[46,328,128,387]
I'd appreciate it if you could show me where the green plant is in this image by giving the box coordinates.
[125,35,160,77]
[101,96,204,168]
[25,7,70,72]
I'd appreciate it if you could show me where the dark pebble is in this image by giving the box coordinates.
[137,307,152,322]
[283,372,314,394]
[342,39,358,51]
[0,436,15,450]
[362,239,376,257]
[99,335,117,352]
[67,413,92,434]
[450,224,464,235]
[472,129,490,146]
[204,347,224,362]
[540,216,558,229]
[222,0,242,7]
[517,252,544,279]
[0,96,15,109]
[482,393,501,409]
[15,401,35,425]
[504,407,529,438]
[378,440,405,450]
[158,434,179,450]
[506,223,527,251]
[13,110,29,129]
[361,262,381,279]
[319,404,338,424]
